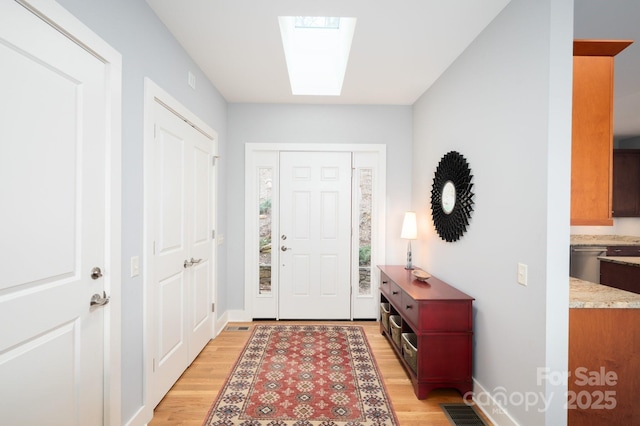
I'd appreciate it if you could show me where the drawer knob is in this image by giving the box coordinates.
[406,305,413,310]
[392,291,399,295]
[382,281,388,285]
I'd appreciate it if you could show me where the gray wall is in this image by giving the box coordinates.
[55,0,228,423]
[226,104,413,310]
[411,0,573,424]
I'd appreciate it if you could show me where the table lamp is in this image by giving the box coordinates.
[401,211,417,270]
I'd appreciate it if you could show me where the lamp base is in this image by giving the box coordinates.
[404,241,413,270]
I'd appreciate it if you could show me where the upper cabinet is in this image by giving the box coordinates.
[613,149,640,217]
[571,40,633,226]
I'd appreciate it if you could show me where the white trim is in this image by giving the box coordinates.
[227,309,252,323]
[244,143,386,320]
[470,378,519,426]
[16,1,123,424]
[142,78,218,423]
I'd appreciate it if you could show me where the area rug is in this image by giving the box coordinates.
[203,324,398,425]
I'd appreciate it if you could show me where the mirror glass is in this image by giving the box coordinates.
[442,180,456,214]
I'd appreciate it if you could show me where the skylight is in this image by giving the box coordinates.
[278,16,357,96]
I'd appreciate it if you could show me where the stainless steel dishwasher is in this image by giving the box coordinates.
[570,246,607,283]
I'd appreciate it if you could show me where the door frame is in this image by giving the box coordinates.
[18,1,123,424]
[142,78,218,421]
[244,143,386,320]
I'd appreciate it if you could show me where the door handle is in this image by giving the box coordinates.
[90,291,110,307]
[281,245,291,251]
[184,258,203,268]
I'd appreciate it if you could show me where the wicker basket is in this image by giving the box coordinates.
[380,302,390,332]
[402,332,418,373]
[390,315,402,347]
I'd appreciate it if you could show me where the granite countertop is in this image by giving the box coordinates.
[599,256,640,267]
[570,234,640,246]
[570,277,640,308]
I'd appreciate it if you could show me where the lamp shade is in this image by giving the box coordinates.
[400,211,417,240]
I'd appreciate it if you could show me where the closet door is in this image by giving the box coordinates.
[150,101,213,407]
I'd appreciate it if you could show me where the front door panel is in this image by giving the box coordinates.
[279,152,352,319]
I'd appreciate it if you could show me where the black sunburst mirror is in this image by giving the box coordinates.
[430,151,474,242]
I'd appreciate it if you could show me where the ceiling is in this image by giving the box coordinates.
[146,0,640,139]
[145,0,511,105]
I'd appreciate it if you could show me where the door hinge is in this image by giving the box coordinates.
[153,241,156,255]
[211,303,215,313]
[212,155,219,166]
[211,229,215,239]
[152,358,156,372]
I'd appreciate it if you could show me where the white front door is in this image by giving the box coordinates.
[0,1,113,424]
[150,100,214,407]
[279,152,352,319]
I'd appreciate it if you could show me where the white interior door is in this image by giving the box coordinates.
[279,151,352,319]
[0,1,111,424]
[150,100,214,407]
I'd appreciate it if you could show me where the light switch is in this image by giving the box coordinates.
[517,263,528,286]
[131,256,140,277]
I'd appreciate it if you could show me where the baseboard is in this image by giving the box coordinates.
[471,378,519,426]
[123,403,150,426]
[227,309,252,322]
[215,311,229,337]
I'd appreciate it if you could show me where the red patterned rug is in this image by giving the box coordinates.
[203,324,398,425]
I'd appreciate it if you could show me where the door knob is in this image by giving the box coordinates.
[90,267,103,280]
[90,291,110,307]
[281,245,291,251]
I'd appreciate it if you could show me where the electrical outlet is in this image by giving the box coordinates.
[517,263,528,286]
[131,256,140,277]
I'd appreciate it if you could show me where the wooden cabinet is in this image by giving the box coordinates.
[378,265,474,399]
[569,308,640,425]
[571,40,632,226]
[600,260,640,294]
[612,150,640,217]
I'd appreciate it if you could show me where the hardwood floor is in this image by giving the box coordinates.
[150,321,491,425]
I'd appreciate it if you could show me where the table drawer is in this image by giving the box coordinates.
[401,291,419,327]
[387,281,403,307]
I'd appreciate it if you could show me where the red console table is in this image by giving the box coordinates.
[378,265,474,399]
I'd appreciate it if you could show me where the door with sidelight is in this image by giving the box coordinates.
[278,152,352,319]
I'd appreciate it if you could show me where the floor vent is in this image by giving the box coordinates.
[225,326,250,331]
[440,403,488,426]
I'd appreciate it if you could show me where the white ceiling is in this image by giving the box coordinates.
[146,0,640,138]
[145,0,511,105]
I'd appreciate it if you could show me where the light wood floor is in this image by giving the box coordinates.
[150,321,491,425]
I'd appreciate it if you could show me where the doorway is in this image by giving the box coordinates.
[244,144,386,320]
